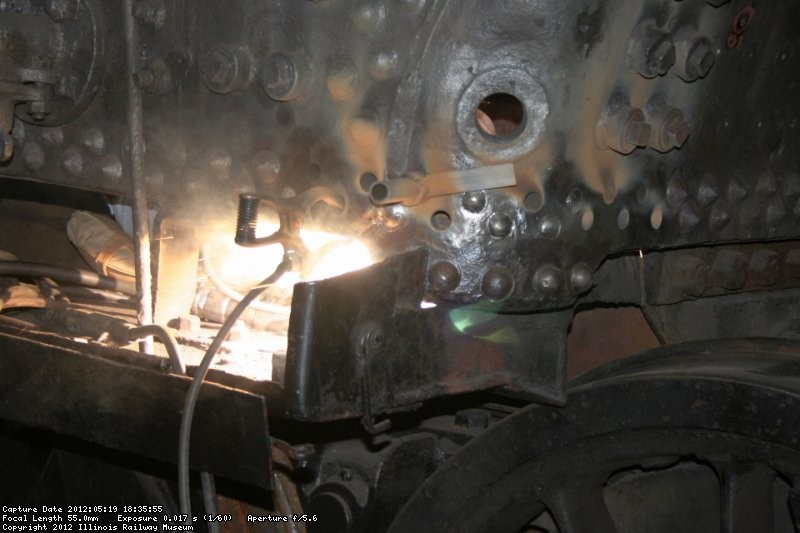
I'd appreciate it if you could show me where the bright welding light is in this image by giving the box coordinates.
[304,235,373,281]
[248,221,375,280]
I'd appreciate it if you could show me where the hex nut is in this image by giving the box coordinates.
[597,98,651,155]
[673,26,715,82]
[201,45,254,94]
[627,21,676,78]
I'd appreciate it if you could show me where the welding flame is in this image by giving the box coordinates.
[210,221,374,292]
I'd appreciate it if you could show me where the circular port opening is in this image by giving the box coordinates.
[476,93,525,139]
[370,182,389,203]
[524,191,544,212]
[360,172,378,192]
[431,211,452,231]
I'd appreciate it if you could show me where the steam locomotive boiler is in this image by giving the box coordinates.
[0,1,799,531]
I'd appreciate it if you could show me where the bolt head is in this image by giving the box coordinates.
[686,40,715,80]
[261,52,303,101]
[648,37,676,76]
[663,112,690,149]
[623,118,651,148]
[202,45,252,94]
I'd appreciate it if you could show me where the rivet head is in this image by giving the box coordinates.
[783,172,800,204]
[709,205,731,231]
[569,263,593,294]
[678,204,701,235]
[674,255,708,297]
[727,180,748,201]
[462,191,486,213]
[367,49,400,80]
[351,1,387,33]
[82,128,105,156]
[766,197,787,228]
[326,60,359,102]
[208,149,232,181]
[481,266,514,300]
[565,188,583,214]
[488,213,513,238]
[428,261,460,292]
[756,172,778,198]
[711,250,748,290]
[696,176,719,207]
[533,264,562,297]
[380,205,406,230]
[253,150,280,185]
[22,142,45,170]
[785,249,800,279]
[750,250,781,287]
[100,154,123,181]
[537,213,562,240]
[349,110,382,148]
[666,175,689,209]
[62,146,83,176]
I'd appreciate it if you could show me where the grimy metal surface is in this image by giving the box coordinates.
[0,0,797,312]
[281,249,569,422]
[0,328,273,489]
[389,338,800,532]
[0,1,799,528]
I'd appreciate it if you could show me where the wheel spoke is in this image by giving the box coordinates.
[546,479,619,533]
[719,464,776,533]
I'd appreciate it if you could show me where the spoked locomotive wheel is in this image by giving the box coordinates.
[388,339,800,533]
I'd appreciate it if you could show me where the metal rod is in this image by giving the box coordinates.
[123,0,154,354]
